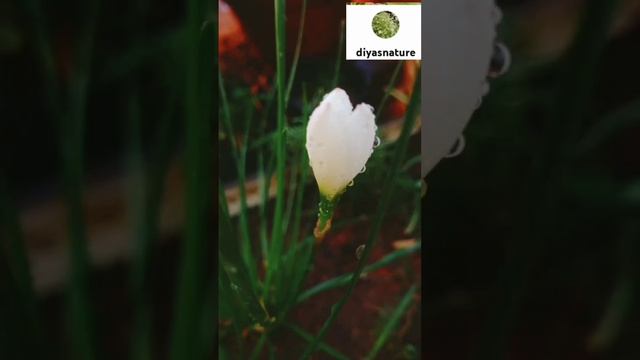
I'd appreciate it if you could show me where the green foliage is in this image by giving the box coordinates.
[367,285,417,359]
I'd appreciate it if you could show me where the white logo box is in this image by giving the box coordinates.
[346,3,422,60]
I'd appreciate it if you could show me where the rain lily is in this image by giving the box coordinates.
[306,88,377,240]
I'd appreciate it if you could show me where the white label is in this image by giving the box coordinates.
[346,4,422,60]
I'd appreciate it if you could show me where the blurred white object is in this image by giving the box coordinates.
[421,0,507,177]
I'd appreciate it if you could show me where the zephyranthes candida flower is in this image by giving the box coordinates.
[306,88,377,240]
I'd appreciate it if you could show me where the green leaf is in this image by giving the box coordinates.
[169,2,214,358]
[366,286,417,359]
[219,186,270,326]
[297,244,420,304]
[284,324,350,360]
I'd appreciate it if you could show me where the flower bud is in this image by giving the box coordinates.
[306,88,377,241]
[306,88,377,200]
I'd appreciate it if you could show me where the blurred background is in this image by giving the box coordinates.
[1,0,213,359]
[424,0,640,359]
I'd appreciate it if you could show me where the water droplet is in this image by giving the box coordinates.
[223,262,238,274]
[359,165,366,174]
[492,6,503,24]
[356,244,366,260]
[488,43,511,79]
[482,82,490,96]
[445,135,466,158]
[348,180,354,187]
[373,136,381,148]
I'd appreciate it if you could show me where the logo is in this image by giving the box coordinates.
[346,2,421,60]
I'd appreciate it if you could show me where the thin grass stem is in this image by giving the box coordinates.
[366,285,417,359]
[264,0,288,301]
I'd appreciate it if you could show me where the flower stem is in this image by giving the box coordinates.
[314,195,338,241]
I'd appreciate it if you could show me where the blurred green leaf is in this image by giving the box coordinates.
[297,243,420,304]
[576,98,640,155]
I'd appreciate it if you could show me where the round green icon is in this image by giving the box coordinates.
[372,11,400,39]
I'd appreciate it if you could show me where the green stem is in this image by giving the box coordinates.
[331,20,345,88]
[264,0,287,301]
[313,195,339,241]
[64,1,101,359]
[169,0,213,358]
[284,0,308,107]
[289,87,312,244]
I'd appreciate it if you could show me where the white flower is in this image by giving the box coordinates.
[306,88,377,200]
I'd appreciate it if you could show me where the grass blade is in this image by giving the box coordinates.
[63,1,102,358]
[219,69,260,290]
[296,243,420,304]
[219,184,271,326]
[284,0,308,107]
[129,83,178,360]
[576,98,640,155]
[375,61,403,121]
[366,285,417,359]
[288,86,312,245]
[284,324,350,360]
[0,176,43,358]
[169,1,214,358]
[264,0,288,301]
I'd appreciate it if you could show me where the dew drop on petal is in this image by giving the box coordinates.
[488,42,511,79]
[373,136,381,148]
[348,180,354,187]
[359,165,366,174]
[445,135,466,158]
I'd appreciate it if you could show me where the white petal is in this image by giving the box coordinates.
[421,0,496,176]
[306,88,377,199]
